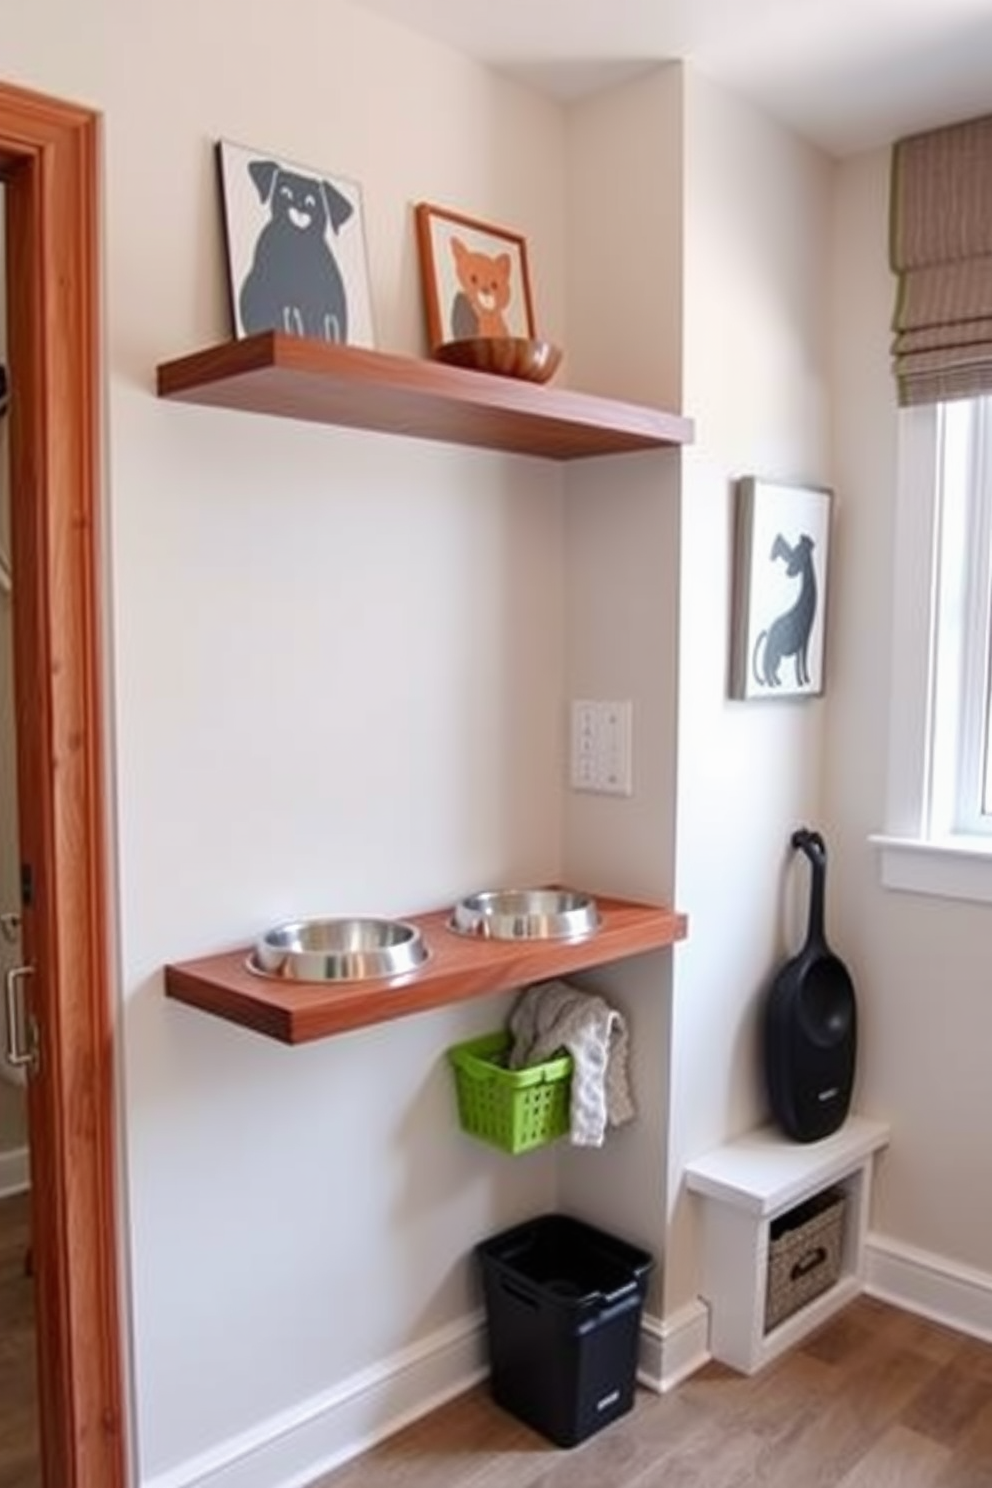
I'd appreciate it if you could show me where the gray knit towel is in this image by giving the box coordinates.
[507,980,635,1147]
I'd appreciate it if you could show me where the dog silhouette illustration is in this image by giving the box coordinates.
[752,532,818,688]
[238,159,354,342]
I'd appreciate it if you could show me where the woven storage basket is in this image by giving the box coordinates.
[446,1031,572,1155]
[764,1187,846,1333]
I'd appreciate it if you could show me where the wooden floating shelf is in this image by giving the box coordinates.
[156,332,694,461]
[164,892,688,1045]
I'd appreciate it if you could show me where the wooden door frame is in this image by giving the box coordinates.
[2,81,124,1487]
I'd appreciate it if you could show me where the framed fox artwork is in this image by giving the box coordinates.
[415,202,536,351]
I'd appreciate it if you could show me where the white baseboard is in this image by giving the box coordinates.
[865,1231,992,1344]
[0,1145,29,1198]
[138,1237,992,1488]
[142,1293,703,1488]
[142,1311,488,1488]
[638,1300,710,1394]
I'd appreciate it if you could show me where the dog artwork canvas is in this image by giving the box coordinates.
[217,140,374,347]
[415,203,536,351]
[730,477,831,700]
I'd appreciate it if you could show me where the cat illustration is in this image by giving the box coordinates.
[449,237,512,338]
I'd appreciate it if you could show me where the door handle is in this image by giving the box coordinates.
[4,964,39,1075]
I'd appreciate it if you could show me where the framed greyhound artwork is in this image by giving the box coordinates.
[217,140,375,347]
[730,477,831,700]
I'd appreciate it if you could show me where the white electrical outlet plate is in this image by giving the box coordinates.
[570,700,633,795]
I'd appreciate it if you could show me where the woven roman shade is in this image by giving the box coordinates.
[890,113,992,405]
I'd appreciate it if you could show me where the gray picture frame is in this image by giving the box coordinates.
[730,476,831,700]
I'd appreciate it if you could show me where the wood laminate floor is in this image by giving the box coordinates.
[5,1191,990,1488]
[0,1190,40,1488]
[313,1297,992,1488]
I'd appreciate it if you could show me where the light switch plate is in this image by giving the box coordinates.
[569,700,633,795]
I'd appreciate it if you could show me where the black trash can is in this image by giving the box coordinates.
[476,1213,654,1448]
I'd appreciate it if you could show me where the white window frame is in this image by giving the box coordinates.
[954,398,992,833]
[872,397,992,903]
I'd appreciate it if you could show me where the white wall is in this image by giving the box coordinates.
[556,65,837,1348]
[113,10,569,1480]
[827,148,992,1279]
[562,66,683,410]
[664,70,834,1316]
[558,68,683,1295]
[2,4,576,1481]
[5,3,976,1475]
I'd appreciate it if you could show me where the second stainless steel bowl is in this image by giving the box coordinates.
[449,888,600,942]
[249,916,428,982]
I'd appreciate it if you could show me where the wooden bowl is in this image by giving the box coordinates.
[433,336,563,384]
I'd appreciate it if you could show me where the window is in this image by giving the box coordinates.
[873,395,992,902]
[879,109,992,900]
[931,395,992,838]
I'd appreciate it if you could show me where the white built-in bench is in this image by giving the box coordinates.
[684,1115,891,1374]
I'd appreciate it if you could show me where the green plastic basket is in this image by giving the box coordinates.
[446,1031,572,1154]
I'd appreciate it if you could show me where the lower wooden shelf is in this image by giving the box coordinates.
[164,892,687,1045]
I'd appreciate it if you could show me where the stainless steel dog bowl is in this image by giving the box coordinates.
[248,917,429,982]
[449,888,600,942]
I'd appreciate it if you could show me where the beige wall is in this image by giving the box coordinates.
[0,5,979,1480]
[3,3,573,1480]
[558,66,683,1295]
[557,64,837,1340]
[562,65,683,410]
[666,69,834,1317]
[0,26,692,1476]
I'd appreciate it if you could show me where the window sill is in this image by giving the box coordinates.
[870,832,992,905]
